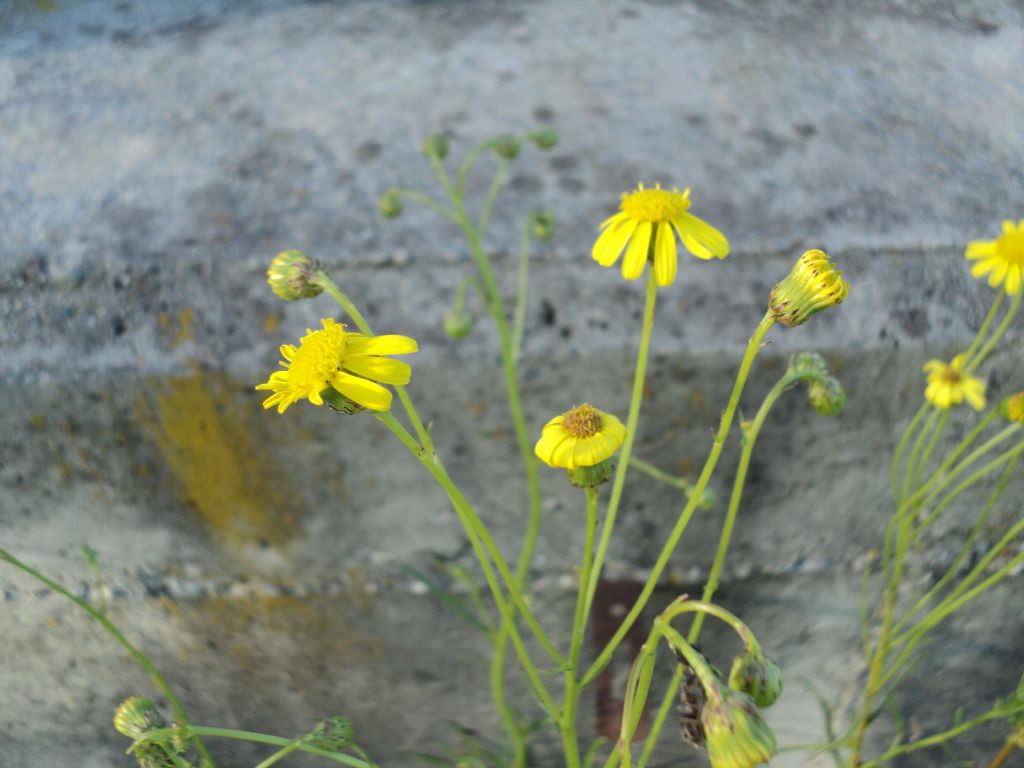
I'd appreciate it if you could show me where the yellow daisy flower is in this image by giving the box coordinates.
[256,318,417,414]
[534,403,626,470]
[592,183,729,287]
[923,354,986,411]
[966,219,1024,294]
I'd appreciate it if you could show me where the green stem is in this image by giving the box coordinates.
[910,410,948,491]
[580,313,775,689]
[891,403,928,503]
[386,187,460,224]
[902,409,940,501]
[511,217,532,365]
[252,738,304,768]
[628,456,691,492]
[562,488,600,768]
[965,292,1021,375]
[963,290,1004,364]
[478,157,510,236]
[636,665,684,768]
[135,727,372,768]
[0,548,215,768]
[581,271,658,630]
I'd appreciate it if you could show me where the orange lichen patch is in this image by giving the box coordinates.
[262,311,283,334]
[139,373,300,545]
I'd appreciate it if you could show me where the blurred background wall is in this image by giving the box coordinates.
[2,1,1023,765]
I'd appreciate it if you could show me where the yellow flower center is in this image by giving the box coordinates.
[996,229,1024,265]
[562,403,603,438]
[620,185,691,222]
[288,321,347,394]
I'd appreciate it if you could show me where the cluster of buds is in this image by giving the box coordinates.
[769,249,849,327]
[113,697,192,768]
[266,250,324,302]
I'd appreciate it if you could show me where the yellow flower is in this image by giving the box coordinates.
[966,219,1024,294]
[999,392,1024,423]
[592,183,729,287]
[923,354,986,411]
[256,318,417,413]
[768,249,849,327]
[534,404,626,470]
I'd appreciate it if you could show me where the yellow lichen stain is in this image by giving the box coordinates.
[140,372,300,546]
[28,414,47,430]
[170,308,195,350]
[262,311,283,334]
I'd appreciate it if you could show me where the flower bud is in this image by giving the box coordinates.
[788,351,828,378]
[728,652,783,708]
[266,250,324,301]
[378,190,403,219]
[114,696,166,739]
[702,687,777,768]
[769,249,849,327]
[527,127,559,150]
[307,716,354,751]
[567,458,615,488]
[529,210,556,242]
[421,134,450,160]
[444,309,474,339]
[492,134,522,160]
[999,392,1024,423]
[808,376,846,416]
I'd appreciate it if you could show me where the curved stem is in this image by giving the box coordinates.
[562,488,600,768]
[0,548,215,768]
[965,292,1021,375]
[478,157,510,236]
[386,187,460,224]
[963,290,1004,365]
[579,313,775,689]
[511,217,532,365]
[582,271,658,629]
[252,738,304,768]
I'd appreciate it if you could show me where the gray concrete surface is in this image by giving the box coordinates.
[2,0,1024,766]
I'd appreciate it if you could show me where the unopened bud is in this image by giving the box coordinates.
[529,211,556,242]
[378,191,403,219]
[307,716,354,751]
[444,309,474,340]
[788,351,828,378]
[728,652,783,708]
[266,250,324,301]
[421,134,450,160]
[492,134,522,160]
[808,376,846,416]
[528,127,559,150]
[769,249,849,327]
[114,696,166,739]
[702,686,777,768]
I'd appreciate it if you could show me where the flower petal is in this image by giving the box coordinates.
[675,212,729,259]
[1006,264,1022,295]
[653,221,678,286]
[342,355,412,385]
[965,241,997,260]
[600,212,629,230]
[621,221,652,280]
[593,218,639,267]
[535,427,570,467]
[345,334,419,356]
[330,371,393,411]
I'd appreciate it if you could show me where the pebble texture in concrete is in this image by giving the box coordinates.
[2,1,1023,766]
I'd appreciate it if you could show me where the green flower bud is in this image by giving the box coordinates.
[788,351,828,378]
[307,716,354,751]
[421,134,450,160]
[769,249,849,327]
[567,458,615,489]
[444,309,474,340]
[492,134,522,160]
[266,250,324,302]
[687,483,717,511]
[702,687,777,768]
[528,127,559,150]
[808,376,846,416]
[378,191,403,219]
[529,210,556,242]
[728,652,783,708]
[114,696,166,739]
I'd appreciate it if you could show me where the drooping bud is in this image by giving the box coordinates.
[788,351,829,378]
[529,210,556,242]
[492,134,522,160]
[444,310,474,340]
[807,376,846,416]
[527,127,559,150]
[728,651,783,708]
[768,249,849,327]
[114,696,166,739]
[378,190,403,219]
[307,716,355,751]
[421,134,450,160]
[266,250,324,302]
[702,686,777,768]
[999,392,1024,423]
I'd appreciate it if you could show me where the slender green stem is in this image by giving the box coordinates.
[891,403,928,503]
[511,217,532,365]
[135,727,372,768]
[455,139,497,200]
[252,738,304,768]
[386,187,460,224]
[582,271,658,628]
[478,157,510,236]
[910,410,948,490]
[579,313,775,689]
[963,290,1004,365]
[628,456,691,492]
[902,409,940,501]
[965,292,1021,374]
[0,548,215,768]
[987,736,1019,768]
[636,665,684,768]
[562,488,600,768]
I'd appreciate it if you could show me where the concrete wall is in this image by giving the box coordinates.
[2,1,1023,766]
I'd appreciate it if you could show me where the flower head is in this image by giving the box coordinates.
[267,250,324,301]
[702,685,777,768]
[1000,392,1024,423]
[256,318,417,414]
[534,404,626,471]
[923,354,985,411]
[592,183,729,287]
[768,249,849,327]
[966,219,1024,294]
[728,651,783,709]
